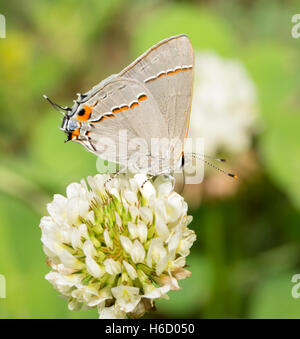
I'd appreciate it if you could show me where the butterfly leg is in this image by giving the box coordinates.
[141,174,175,190]
[141,175,155,189]
[162,174,176,190]
[104,167,126,190]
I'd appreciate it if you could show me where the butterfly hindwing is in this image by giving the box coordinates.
[119,34,194,144]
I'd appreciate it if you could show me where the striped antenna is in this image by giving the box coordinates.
[184,152,238,179]
[43,95,71,113]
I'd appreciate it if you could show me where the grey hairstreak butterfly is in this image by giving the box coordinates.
[44,34,194,177]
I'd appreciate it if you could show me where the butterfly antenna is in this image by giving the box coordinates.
[43,94,70,113]
[202,154,226,163]
[185,152,238,179]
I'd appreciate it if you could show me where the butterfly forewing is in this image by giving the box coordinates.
[79,78,168,169]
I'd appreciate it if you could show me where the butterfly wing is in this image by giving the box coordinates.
[76,77,169,169]
[119,34,194,146]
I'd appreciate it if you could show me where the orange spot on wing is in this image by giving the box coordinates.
[72,128,81,139]
[130,102,139,109]
[92,114,116,124]
[138,95,147,102]
[158,72,166,78]
[112,107,122,114]
[167,68,183,76]
[77,105,93,121]
[84,105,93,115]
[120,105,129,111]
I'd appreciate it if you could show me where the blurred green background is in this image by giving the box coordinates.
[0,0,300,319]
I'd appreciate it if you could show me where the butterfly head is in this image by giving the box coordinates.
[43,94,84,142]
[61,116,81,142]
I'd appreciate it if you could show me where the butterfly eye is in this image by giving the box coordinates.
[77,108,85,116]
[67,119,79,131]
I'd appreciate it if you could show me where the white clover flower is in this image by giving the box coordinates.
[40,173,196,319]
[190,51,259,156]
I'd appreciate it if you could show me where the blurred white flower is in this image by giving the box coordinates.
[40,173,196,319]
[190,51,259,155]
